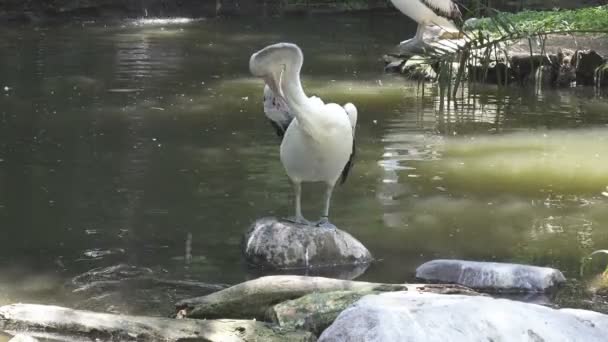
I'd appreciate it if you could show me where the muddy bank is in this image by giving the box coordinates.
[385,34,608,89]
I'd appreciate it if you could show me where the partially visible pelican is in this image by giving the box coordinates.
[251,43,357,226]
[389,0,462,41]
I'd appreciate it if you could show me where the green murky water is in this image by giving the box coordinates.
[0,14,608,315]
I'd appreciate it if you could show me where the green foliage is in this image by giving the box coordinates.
[470,5,608,33]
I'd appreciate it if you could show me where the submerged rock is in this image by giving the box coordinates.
[0,303,315,342]
[319,292,608,342]
[69,264,227,316]
[243,217,372,269]
[416,259,565,292]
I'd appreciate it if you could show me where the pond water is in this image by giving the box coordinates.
[1,13,608,315]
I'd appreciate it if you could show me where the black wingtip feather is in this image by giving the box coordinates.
[269,120,286,138]
[339,137,356,185]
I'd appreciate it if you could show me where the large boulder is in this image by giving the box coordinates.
[416,259,565,292]
[243,218,372,269]
[319,292,608,342]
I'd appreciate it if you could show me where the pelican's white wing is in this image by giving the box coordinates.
[420,0,461,20]
[309,95,325,107]
[343,102,358,135]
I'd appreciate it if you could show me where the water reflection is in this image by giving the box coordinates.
[0,14,607,315]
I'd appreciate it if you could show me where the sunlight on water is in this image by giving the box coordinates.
[133,18,201,25]
[419,129,608,195]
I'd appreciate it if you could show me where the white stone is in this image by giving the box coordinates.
[319,292,608,342]
[416,259,565,292]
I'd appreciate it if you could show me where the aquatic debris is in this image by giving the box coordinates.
[71,264,154,287]
[82,248,125,259]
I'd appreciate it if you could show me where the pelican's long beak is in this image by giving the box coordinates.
[265,66,286,102]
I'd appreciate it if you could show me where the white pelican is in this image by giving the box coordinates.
[250,43,357,227]
[389,0,462,41]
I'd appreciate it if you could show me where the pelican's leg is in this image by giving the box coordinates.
[316,182,336,229]
[294,181,304,223]
[415,24,425,41]
[285,181,310,225]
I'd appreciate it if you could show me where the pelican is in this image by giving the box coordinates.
[250,43,357,227]
[389,0,462,41]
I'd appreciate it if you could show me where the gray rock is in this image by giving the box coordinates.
[416,259,566,292]
[319,292,608,342]
[243,218,372,269]
[270,290,380,336]
[271,284,480,336]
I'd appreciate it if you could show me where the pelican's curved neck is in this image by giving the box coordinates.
[282,64,309,113]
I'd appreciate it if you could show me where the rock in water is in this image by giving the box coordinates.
[573,49,605,86]
[319,292,608,342]
[243,218,372,269]
[416,259,565,292]
[270,290,379,336]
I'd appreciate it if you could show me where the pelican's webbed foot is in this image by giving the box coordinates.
[283,216,312,226]
[315,217,337,229]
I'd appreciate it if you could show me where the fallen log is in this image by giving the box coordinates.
[0,304,315,342]
[175,275,478,320]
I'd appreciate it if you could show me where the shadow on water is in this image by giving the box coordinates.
[0,13,607,315]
